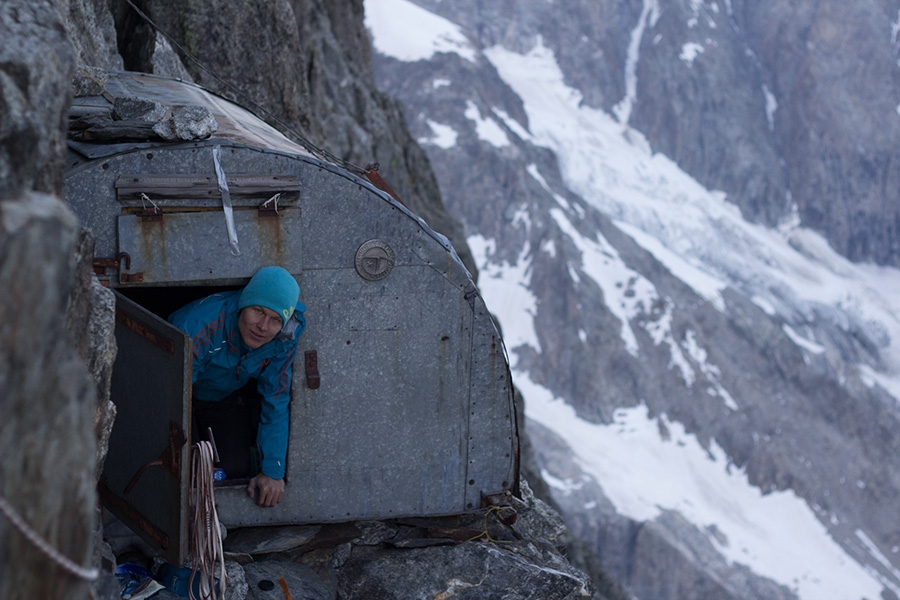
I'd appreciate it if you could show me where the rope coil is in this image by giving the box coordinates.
[0,493,99,581]
[189,441,226,600]
[465,505,515,544]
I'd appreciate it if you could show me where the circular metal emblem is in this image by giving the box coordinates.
[355,239,395,281]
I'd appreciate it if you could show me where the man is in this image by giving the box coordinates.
[169,266,305,507]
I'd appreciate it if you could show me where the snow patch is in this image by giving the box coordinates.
[643,302,696,385]
[856,530,900,597]
[493,107,533,141]
[468,235,541,360]
[683,330,739,409]
[782,324,825,354]
[519,376,886,600]
[527,164,572,210]
[465,101,510,147]
[420,119,458,148]
[483,38,900,397]
[763,85,778,130]
[615,220,727,311]
[680,42,705,65]
[614,0,660,124]
[364,0,476,63]
[549,207,658,356]
[541,238,557,258]
[541,469,584,495]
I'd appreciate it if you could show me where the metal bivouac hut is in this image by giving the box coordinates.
[64,71,519,564]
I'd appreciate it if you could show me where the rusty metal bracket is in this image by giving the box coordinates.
[119,271,144,283]
[305,350,320,389]
[124,421,186,494]
[364,163,406,207]
[92,252,131,276]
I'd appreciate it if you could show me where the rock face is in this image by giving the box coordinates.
[366,0,900,598]
[0,2,73,199]
[0,3,101,599]
[405,0,900,270]
[106,0,476,279]
[4,0,599,599]
[117,484,597,600]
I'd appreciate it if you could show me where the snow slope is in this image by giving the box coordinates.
[365,0,900,597]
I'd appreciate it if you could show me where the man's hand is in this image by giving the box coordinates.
[246,473,285,507]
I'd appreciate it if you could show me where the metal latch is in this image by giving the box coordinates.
[139,208,163,222]
[305,350,320,389]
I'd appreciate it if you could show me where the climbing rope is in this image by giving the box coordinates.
[0,493,99,581]
[465,505,515,544]
[189,441,226,600]
[122,0,369,177]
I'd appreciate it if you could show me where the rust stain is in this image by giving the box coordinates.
[116,307,175,353]
[256,212,284,265]
[134,216,167,282]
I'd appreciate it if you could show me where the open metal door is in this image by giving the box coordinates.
[99,291,191,564]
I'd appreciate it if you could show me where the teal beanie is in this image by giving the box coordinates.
[238,266,300,325]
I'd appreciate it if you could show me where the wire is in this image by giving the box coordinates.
[0,493,99,581]
[189,441,226,600]
[465,506,515,544]
[122,0,368,176]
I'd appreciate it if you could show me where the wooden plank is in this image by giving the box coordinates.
[115,174,301,201]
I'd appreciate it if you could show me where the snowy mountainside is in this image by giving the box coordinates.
[365,1,900,599]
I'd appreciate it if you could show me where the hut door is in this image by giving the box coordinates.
[99,291,192,565]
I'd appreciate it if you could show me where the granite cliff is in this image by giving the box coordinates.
[1,0,597,599]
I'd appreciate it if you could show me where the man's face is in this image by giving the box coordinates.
[238,306,283,349]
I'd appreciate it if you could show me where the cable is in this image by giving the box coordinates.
[0,493,99,581]
[465,506,515,544]
[189,441,226,600]
[122,0,368,176]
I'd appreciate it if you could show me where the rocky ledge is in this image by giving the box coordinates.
[95,480,596,600]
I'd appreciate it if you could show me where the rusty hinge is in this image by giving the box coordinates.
[124,421,186,494]
[93,252,131,276]
[305,350,320,389]
[120,271,144,283]
[93,251,143,282]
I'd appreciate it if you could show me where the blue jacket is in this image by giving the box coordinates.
[169,290,306,479]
